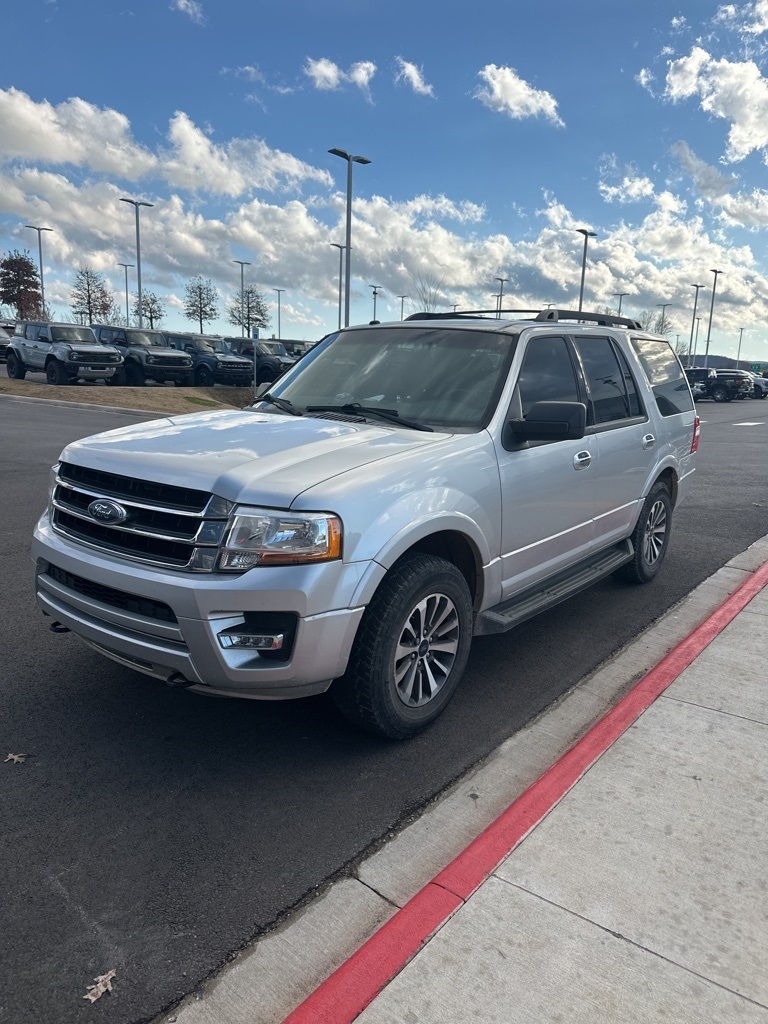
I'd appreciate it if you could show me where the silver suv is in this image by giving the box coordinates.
[33,308,698,737]
[7,322,123,385]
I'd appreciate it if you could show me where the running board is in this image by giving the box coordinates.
[474,540,634,636]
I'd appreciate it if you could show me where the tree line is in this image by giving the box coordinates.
[0,250,271,335]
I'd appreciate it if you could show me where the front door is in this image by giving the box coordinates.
[496,333,597,600]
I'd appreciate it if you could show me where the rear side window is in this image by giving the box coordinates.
[631,337,694,417]
[516,336,581,417]
[573,337,642,425]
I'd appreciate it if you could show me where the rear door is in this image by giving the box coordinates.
[28,324,48,370]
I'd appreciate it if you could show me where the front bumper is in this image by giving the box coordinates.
[33,513,368,700]
[213,370,253,385]
[71,365,119,380]
[145,366,192,383]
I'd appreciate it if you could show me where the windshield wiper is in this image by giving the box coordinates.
[306,403,433,432]
[256,394,303,416]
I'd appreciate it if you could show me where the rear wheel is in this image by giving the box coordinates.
[124,362,145,387]
[712,385,728,402]
[332,553,473,739]
[6,352,26,379]
[46,360,70,386]
[616,482,672,585]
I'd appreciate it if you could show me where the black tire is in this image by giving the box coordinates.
[616,482,673,585]
[332,553,473,739]
[711,385,728,402]
[46,359,70,386]
[108,367,127,386]
[124,362,145,387]
[256,368,277,386]
[6,351,26,380]
[195,366,214,388]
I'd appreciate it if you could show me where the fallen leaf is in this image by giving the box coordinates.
[83,969,117,1003]
[4,753,27,765]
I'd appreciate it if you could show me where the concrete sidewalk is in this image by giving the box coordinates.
[352,568,768,1022]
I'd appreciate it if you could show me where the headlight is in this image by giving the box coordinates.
[146,355,156,364]
[66,351,79,361]
[218,508,342,571]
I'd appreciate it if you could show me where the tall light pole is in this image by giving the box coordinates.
[613,292,628,315]
[692,317,701,364]
[495,276,508,318]
[736,327,745,367]
[274,288,285,339]
[397,294,408,320]
[329,148,371,327]
[688,283,706,366]
[703,269,723,369]
[25,225,53,316]
[330,244,345,330]
[120,198,153,327]
[369,285,382,321]
[576,228,597,312]
[656,303,672,334]
[233,260,252,338]
[117,262,134,325]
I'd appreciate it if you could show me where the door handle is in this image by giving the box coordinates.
[573,450,592,470]
[642,434,656,450]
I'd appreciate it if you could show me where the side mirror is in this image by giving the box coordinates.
[506,401,587,443]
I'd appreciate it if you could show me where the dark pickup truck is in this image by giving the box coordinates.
[685,367,753,402]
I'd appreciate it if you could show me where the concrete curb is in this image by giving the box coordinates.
[0,392,168,418]
[157,534,768,1024]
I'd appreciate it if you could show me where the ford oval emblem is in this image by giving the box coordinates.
[88,499,128,525]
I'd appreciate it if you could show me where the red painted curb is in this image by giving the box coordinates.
[283,557,768,1024]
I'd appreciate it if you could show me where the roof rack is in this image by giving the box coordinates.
[404,308,642,330]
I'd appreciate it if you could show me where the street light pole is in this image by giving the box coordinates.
[120,198,154,328]
[656,303,672,334]
[736,327,745,367]
[330,244,345,330]
[274,288,285,339]
[329,148,371,328]
[693,317,701,364]
[703,269,723,369]
[495,276,508,319]
[25,225,53,316]
[233,260,252,338]
[688,283,706,367]
[613,292,628,316]
[576,228,597,312]
[397,294,408,320]
[369,285,382,321]
[117,262,134,325]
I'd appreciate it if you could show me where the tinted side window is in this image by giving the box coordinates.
[516,336,580,417]
[25,325,41,341]
[631,337,694,416]
[573,337,637,425]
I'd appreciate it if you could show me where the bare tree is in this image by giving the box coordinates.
[0,250,43,319]
[228,284,270,336]
[635,309,673,337]
[183,276,218,333]
[410,271,446,313]
[132,291,166,328]
[70,267,119,324]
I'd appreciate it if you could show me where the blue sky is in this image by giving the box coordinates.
[3,0,768,362]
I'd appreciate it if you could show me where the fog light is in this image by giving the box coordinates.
[217,630,284,650]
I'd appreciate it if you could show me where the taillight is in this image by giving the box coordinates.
[691,414,701,454]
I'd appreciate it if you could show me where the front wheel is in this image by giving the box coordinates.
[46,360,70,386]
[332,553,473,739]
[6,352,26,379]
[124,362,145,387]
[616,483,672,585]
[712,385,728,402]
[195,366,214,388]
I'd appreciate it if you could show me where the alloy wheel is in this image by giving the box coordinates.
[393,593,460,708]
[642,499,668,566]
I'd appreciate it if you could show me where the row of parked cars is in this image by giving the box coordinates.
[0,320,298,387]
[685,366,768,401]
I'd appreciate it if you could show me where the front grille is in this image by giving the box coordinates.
[46,563,177,623]
[52,462,233,571]
[151,355,190,367]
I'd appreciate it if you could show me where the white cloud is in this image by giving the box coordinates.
[670,15,687,29]
[599,173,655,203]
[304,57,345,91]
[671,140,737,198]
[665,47,768,161]
[394,58,435,98]
[636,68,656,94]
[474,65,564,127]
[171,0,204,24]
[348,61,377,101]
[715,0,768,34]
[0,88,331,196]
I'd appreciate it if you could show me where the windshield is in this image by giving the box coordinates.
[259,341,289,357]
[51,327,97,343]
[196,338,229,354]
[267,327,516,431]
[126,331,166,347]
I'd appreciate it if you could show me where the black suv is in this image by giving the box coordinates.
[685,367,752,402]
[224,338,295,384]
[91,325,192,386]
[161,333,253,387]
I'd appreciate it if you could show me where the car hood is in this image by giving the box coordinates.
[60,409,442,508]
[68,345,120,356]
[215,354,251,365]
